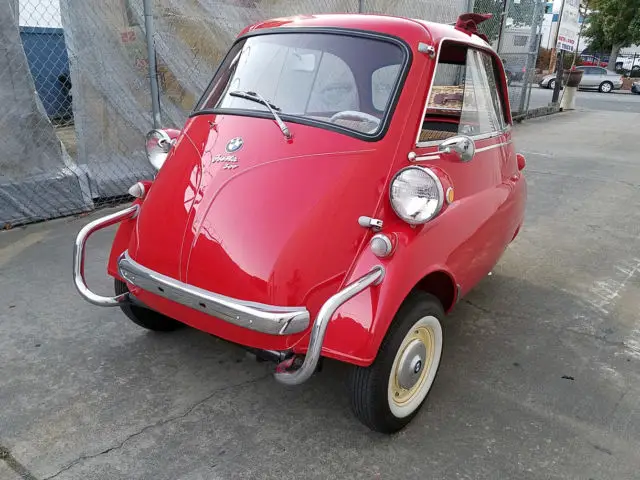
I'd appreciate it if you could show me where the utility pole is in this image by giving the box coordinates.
[143,0,162,129]
[548,0,566,73]
[550,0,567,103]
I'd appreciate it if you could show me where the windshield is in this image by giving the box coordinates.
[194,32,407,138]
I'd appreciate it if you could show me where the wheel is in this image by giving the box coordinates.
[114,279,184,331]
[548,79,556,90]
[599,81,613,93]
[347,291,444,433]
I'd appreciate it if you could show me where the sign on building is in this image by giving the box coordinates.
[556,0,580,52]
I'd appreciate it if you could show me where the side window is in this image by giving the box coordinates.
[418,43,505,145]
[479,51,508,131]
[372,64,401,111]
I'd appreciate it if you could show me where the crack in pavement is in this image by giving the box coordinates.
[43,373,271,480]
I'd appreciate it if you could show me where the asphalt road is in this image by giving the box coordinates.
[516,84,640,113]
[1,108,640,479]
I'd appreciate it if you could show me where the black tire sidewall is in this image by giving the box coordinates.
[600,81,613,92]
[349,291,444,433]
[114,279,184,331]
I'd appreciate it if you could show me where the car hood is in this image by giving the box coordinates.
[130,113,390,312]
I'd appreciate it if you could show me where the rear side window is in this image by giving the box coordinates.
[417,42,508,145]
[372,64,401,111]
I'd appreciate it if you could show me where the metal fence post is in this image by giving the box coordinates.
[143,0,162,128]
[358,0,364,13]
[518,0,542,114]
[496,0,510,53]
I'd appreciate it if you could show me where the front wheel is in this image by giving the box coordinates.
[347,291,444,433]
[114,279,184,331]
[548,79,556,90]
[599,81,613,93]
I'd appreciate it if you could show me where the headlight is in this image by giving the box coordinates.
[145,129,172,170]
[390,166,444,225]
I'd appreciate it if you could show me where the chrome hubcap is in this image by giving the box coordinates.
[396,339,427,390]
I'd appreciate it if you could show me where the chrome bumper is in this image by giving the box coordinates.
[73,205,140,306]
[273,265,384,385]
[74,206,385,386]
[117,251,310,336]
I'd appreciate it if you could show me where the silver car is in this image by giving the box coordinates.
[539,66,623,93]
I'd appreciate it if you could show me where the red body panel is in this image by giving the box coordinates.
[107,13,526,366]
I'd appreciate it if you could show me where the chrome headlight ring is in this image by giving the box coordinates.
[389,166,445,225]
[145,129,173,170]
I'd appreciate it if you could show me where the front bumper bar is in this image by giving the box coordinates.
[73,205,140,306]
[117,250,310,335]
[74,206,385,385]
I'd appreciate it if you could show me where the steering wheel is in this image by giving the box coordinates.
[329,110,381,133]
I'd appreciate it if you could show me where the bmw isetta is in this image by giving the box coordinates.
[73,12,527,433]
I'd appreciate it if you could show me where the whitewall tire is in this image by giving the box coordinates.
[387,315,442,418]
[347,291,444,433]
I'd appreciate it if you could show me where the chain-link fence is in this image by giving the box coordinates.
[2,0,545,229]
[473,0,545,118]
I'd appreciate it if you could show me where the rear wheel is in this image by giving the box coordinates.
[599,81,613,93]
[347,291,444,434]
[114,279,184,331]
[548,79,556,90]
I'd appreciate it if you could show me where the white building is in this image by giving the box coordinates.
[16,0,62,28]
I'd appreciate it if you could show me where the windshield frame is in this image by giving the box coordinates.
[190,27,413,142]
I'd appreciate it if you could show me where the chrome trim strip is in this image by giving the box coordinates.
[73,205,140,307]
[274,266,385,386]
[412,140,513,160]
[475,141,509,153]
[117,251,310,335]
[411,154,440,162]
[416,130,503,149]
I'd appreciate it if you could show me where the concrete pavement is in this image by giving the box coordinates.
[1,110,639,479]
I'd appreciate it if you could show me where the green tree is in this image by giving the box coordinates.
[583,0,640,70]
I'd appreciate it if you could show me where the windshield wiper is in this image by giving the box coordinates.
[229,90,292,139]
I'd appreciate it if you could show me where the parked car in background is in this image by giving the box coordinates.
[539,66,623,93]
[503,62,526,85]
[632,81,640,94]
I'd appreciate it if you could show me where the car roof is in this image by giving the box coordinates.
[241,13,493,50]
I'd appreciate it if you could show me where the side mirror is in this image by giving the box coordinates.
[438,135,475,162]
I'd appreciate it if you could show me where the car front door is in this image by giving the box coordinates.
[581,67,598,87]
[410,41,515,292]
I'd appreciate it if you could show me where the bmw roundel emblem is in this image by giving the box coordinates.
[226,137,243,153]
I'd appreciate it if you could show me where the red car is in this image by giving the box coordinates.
[74,12,527,433]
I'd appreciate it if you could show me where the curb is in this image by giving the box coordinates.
[514,104,561,122]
